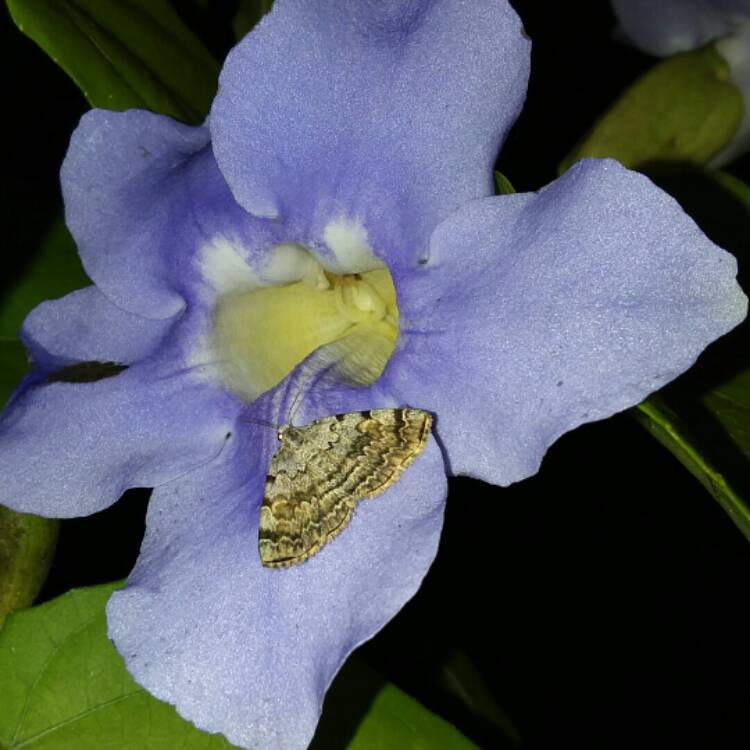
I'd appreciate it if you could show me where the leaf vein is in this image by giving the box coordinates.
[12,689,144,749]
[10,611,96,745]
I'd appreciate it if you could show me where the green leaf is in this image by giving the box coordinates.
[635,392,750,540]
[0,508,58,628]
[0,219,89,342]
[632,167,750,541]
[703,371,750,465]
[493,171,516,195]
[436,649,520,747]
[0,583,478,750]
[314,658,480,750]
[560,44,742,173]
[0,218,91,619]
[0,582,241,750]
[232,0,274,40]
[0,341,28,409]
[5,0,219,122]
[0,217,89,406]
[556,43,750,540]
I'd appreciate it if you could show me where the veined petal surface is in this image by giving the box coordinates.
[387,158,747,484]
[22,286,172,368]
[108,416,446,750]
[211,0,530,264]
[0,329,239,517]
[62,109,273,320]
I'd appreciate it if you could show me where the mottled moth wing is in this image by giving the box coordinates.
[259,407,432,568]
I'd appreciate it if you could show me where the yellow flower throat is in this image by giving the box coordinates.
[211,262,398,402]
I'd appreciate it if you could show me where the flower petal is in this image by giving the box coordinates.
[211,0,530,262]
[389,158,747,485]
[107,420,446,750]
[62,109,267,320]
[0,346,238,517]
[22,286,172,369]
[611,0,745,56]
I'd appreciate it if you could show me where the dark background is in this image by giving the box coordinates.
[2,1,749,748]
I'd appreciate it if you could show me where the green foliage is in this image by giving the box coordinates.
[633,168,750,540]
[0,342,27,411]
[435,649,520,747]
[0,218,88,408]
[0,223,88,625]
[0,220,88,343]
[233,0,274,39]
[0,583,478,750]
[0,582,239,749]
[0,226,68,629]
[560,45,742,173]
[1,0,208,632]
[5,0,219,122]
[636,393,750,540]
[0,509,58,628]
[494,171,516,195]
[559,36,750,539]
[314,659,480,750]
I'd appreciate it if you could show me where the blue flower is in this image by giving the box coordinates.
[612,0,750,56]
[0,1,746,748]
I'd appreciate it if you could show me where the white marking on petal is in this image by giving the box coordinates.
[198,237,261,298]
[323,218,382,274]
[191,237,259,389]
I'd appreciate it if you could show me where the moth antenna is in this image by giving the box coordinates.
[284,357,339,425]
[286,387,304,426]
[277,341,343,426]
[241,417,281,432]
[153,358,229,381]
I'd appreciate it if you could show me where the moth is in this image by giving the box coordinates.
[259,407,432,568]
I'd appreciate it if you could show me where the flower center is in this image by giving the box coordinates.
[209,247,398,402]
